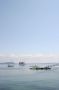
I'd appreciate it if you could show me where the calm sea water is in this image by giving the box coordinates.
[0,63,59,90]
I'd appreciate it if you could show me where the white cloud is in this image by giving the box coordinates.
[0,54,59,63]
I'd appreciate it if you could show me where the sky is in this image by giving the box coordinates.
[0,0,59,62]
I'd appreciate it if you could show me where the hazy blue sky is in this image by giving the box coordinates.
[0,0,59,55]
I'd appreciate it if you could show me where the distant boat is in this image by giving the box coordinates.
[8,64,14,67]
[19,58,25,66]
[30,65,51,70]
[19,62,25,66]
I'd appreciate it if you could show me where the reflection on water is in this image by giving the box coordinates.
[0,63,59,90]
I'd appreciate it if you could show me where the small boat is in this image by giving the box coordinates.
[30,65,51,70]
[19,62,25,66]
[8,64,14,67]
[19,58,25,66]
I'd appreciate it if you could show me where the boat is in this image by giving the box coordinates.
[30,65,51,70]
[8,64,14,67]
[19,57,25,66]
[19,62,25,66]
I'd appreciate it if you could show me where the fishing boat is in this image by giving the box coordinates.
[19,62,25,66]
[19,58,25,66]
[30,65,51,70]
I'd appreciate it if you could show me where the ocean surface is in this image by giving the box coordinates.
[0,63,59,90]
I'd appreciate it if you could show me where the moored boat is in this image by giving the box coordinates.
[19,62,25,66]
[30,65,51,70]
[8,64,14,67]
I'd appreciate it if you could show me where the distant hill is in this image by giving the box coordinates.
[0,62,15,64]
